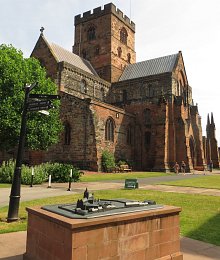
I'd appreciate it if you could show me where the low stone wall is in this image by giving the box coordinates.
[24,205,183,260]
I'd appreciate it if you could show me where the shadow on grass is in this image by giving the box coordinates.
[186,212,220,246]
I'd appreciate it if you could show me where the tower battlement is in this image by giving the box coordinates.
[74,3,135,31]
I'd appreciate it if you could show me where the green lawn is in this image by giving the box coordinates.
[80,171,170,182]
[0,183,11,188]
[1,189,220,246]
[158,175,220,190]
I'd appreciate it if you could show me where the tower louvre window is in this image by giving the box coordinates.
[105,117,115,142]
[117,47,122,57]
[120,27,128,45]
[127,53,131,63]
[87,26,96,41]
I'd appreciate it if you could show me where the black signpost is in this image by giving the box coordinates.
[7,83,60,222]
[29,94,60,100]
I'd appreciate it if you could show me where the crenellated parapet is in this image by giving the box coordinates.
[74,3,135,31]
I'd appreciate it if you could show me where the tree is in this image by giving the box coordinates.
[0,44,63,151]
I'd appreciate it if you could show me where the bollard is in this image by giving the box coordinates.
[30,167,34,187]
[47,174,52,188]
[67,169,72,191]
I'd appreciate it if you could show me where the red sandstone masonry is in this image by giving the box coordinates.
[24,205,183,260]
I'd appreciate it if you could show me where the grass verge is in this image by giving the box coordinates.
[80,171,170,182]
[0,184,11,188]
[158,175,220,189]
[0,189,220,245]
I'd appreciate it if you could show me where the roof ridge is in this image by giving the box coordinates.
[50,42,86,62]
[136,52,179,66]
[49,42,98,76]
[119,52,179,81]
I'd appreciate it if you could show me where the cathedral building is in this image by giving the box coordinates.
[29,3,208,172]
[4,2,218,172]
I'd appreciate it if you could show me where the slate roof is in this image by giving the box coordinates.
[119,53,179,81]
[49,42,98,76]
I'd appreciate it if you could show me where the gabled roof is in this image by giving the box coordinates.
[119,53,179,81]
[49,42,98,76]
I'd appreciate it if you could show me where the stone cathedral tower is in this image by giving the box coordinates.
[72,3,136,83]
[206,113,220,168]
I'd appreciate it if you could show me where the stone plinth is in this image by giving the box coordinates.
[24,205,183,260]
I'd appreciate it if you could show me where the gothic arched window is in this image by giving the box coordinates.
[146,84,154,97]
[87,26,96,41]
[80,79,87,93]
[64,122,71,145]
[123,90,127,102]
[144,108,151,125]
[117,47,122,57]
[144,131,151,149]
[127,53,131,63]
[177,81,181,96]
[105,117,115,142]
[120,27,128,44]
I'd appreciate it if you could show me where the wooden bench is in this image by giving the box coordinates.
[194,166,205,171]
[119,164,132,172]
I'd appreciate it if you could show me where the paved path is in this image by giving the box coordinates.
[1,172,220,259]
[1,173,220,208]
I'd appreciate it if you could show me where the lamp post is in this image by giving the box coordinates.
[7,83,37,222]
[7,83,59,222]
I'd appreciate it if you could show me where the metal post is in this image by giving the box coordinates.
[30,167,34,187]
[7,85,31,222]
[67,169,72,191]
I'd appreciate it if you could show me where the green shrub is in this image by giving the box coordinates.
[21,164,48,185]
[0,160,15,183]
[102,150,115,172]
[44,163,83,183]
[0,161,83,185]
[0,160,47,185]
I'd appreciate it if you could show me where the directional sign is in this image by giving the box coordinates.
[27,104,54,112]
[29,94,60,100]
[28,100,52,108]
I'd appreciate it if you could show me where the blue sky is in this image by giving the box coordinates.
[1,0,220,143]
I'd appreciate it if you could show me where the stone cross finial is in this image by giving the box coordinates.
[40,27,45,35]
